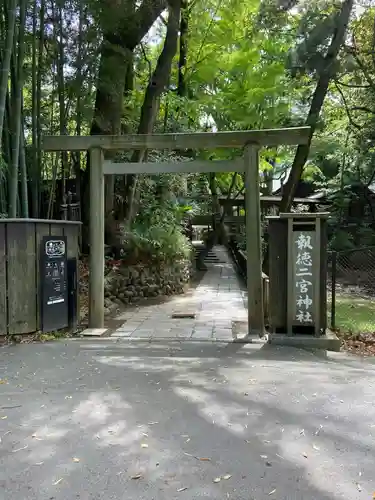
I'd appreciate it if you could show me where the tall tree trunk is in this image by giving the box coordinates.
[47,154,59,219]
[55,0,67,207]
[2,89,11,166]
[74,0,85,200]
[177,0,189,98]
[31,0,38,215]
[117,50,134,219]
[0,0,17,148]
[81,0,166,249]
[9,0,27,217]
[137,3,181,136]
[124,1,182,226]
[0,91,11,214]
[122,52,134,135]
[209,172,221,224]
[172,0,189,133]
[279,0,354,212]
[31,0,45,217]
[19,116,28,217]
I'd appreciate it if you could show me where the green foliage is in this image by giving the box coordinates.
[186,0,297,131]
[125,222,193,263]
[5,0,375,255]
[329,228,354,252]
[121,168,195,263]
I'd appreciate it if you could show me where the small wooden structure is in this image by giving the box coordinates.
[267,213,329,336]
[219,195,320,214]
[311,183,375,226]
[274,179,317,198]
[42,127,310,337]
[192,215,245,226]
[0,219,80,335]
[192,193,321,235]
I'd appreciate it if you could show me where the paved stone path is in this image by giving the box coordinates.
[111,246,248,342]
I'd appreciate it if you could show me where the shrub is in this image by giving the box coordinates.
[120,197,194,264]
[122,223,193,263]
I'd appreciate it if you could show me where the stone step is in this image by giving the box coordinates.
[194,249,226,263]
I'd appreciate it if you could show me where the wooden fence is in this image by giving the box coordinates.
[0,219,81,335]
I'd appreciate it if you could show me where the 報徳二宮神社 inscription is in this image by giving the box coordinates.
[294,231,314,324]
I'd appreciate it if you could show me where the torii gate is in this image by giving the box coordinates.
[42,127,310,337]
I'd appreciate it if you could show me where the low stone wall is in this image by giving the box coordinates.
[104,260,192,314]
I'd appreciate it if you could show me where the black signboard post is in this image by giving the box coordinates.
[67,258,78,330]
[40,236,69,332]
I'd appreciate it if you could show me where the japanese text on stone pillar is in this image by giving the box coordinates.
[295,232,313,324]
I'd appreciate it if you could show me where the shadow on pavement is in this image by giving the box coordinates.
[0,339,374,499]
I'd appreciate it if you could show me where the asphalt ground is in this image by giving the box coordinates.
[1,339,375,499]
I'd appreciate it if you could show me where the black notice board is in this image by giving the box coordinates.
[40,236,69,332]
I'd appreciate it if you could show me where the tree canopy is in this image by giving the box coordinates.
[1,0,374,255]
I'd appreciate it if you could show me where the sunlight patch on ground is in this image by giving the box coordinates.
[73,392,130,424]
[173,385,249,436]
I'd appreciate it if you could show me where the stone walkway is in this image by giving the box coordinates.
[110,246,248,342]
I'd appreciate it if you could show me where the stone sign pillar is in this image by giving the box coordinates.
[267,212,329,337]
